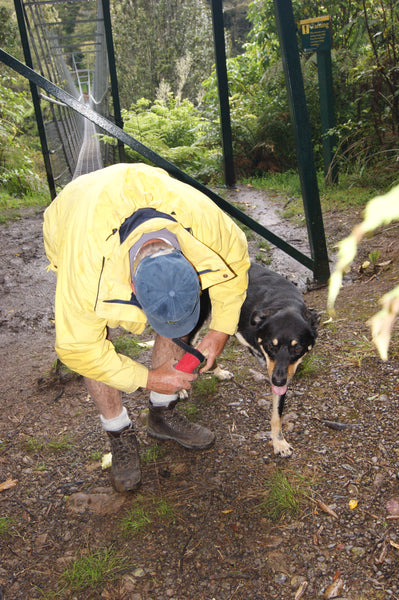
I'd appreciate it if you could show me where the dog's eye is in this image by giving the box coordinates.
[293,345,302,355]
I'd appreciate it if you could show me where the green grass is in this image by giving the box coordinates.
[88,450,103,462]
[140,443,167,464]
[0,516,15,537]
[0,190,49,224]
[178,401,200,420]
[242,170,395,216]
[48,435,73,453]
[61,546,132,591]
[296,351,326,379]
[257,238,271,251]
[119,494,176,537]
[24,436,44,452]
[257,470,312,522]
[344,334,378,367]
[191,375,217,399]
[24,434,73,454]
[113,333,143,359]
[255,251,271,265]
[120,505,151,536]
[34,462,47,472]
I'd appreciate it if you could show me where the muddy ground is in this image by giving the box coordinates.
[0,186,399,600]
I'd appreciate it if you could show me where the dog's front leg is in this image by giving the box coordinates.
[270,392,293,457]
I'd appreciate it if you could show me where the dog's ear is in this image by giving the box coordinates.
[302,306,320,334]
[250,308,273,327]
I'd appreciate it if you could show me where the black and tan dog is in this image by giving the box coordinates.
[190,262,319,457]
[235,263,319,456]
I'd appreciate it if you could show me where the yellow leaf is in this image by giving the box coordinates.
[349,499,358,510]
[101,452,112,470]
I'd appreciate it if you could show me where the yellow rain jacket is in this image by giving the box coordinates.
[43,163,250,393]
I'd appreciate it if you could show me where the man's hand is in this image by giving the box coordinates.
[196,330,229,373]
[146,361,198,394]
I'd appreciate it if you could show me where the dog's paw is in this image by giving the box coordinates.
[273,439,293,458]
[178,389,189,400]
[211,365,234,381]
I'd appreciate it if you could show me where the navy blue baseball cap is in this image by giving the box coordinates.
[133,250,201,338]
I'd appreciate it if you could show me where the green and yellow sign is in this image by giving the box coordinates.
[299,16,331,52]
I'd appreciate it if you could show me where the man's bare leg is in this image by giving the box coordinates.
[152,333,185,368]
[84,377,124,420]
[84,377,141,493]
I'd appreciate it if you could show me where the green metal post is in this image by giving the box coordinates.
[210,0,235,187]
[14,0,56,199]
[273,0,330,283]
[101,0,125,163]
[317,49,338,184]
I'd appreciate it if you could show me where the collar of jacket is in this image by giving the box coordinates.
[95,213,235,323]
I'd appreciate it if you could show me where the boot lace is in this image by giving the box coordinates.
[165,409,199,431]
[109,427,139,469]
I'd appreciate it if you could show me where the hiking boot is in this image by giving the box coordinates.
[106,425,141,493]
[147,402,215,449]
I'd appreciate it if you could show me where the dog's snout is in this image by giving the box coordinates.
[272,368,287,387]
[271,349,289,386]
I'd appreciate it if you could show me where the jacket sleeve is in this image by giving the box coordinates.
[190,200,250,335]
[54,287,149,393]
[208,220,249,335]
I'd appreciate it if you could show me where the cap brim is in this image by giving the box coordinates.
[146,297,201,338]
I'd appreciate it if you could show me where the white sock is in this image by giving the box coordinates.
[150,391,178,407]
[100,406,131,432]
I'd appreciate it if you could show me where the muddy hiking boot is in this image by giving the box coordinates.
[106,425,141,493]
[147,402,215,449]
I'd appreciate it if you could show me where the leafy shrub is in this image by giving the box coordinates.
[0,74,46,196]
[103,95,223,183]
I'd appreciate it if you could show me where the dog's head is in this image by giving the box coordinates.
[249,305,319,395]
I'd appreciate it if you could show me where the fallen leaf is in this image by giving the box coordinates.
[386,498,399,515]
[324,577,344,599]
[0,478,18,492]
[221,509,234,514]
[389,539,399,550]
[315,499,338,519]
[294,581,308,600]
[349,499,358,510]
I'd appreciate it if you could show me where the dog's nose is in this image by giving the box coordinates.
[272,372,287,387]
[272,361,288,387]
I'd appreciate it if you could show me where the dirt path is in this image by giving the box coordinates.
[1,187,399,600]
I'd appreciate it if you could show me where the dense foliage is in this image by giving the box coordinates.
[0,6,46,198]
[201,0,399,182]
[111,0,215,108]
[119,97,223,182]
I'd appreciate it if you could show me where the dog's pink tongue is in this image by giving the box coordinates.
[272,384,287,396]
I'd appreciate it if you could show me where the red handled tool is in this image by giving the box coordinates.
[173,338,205,373]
